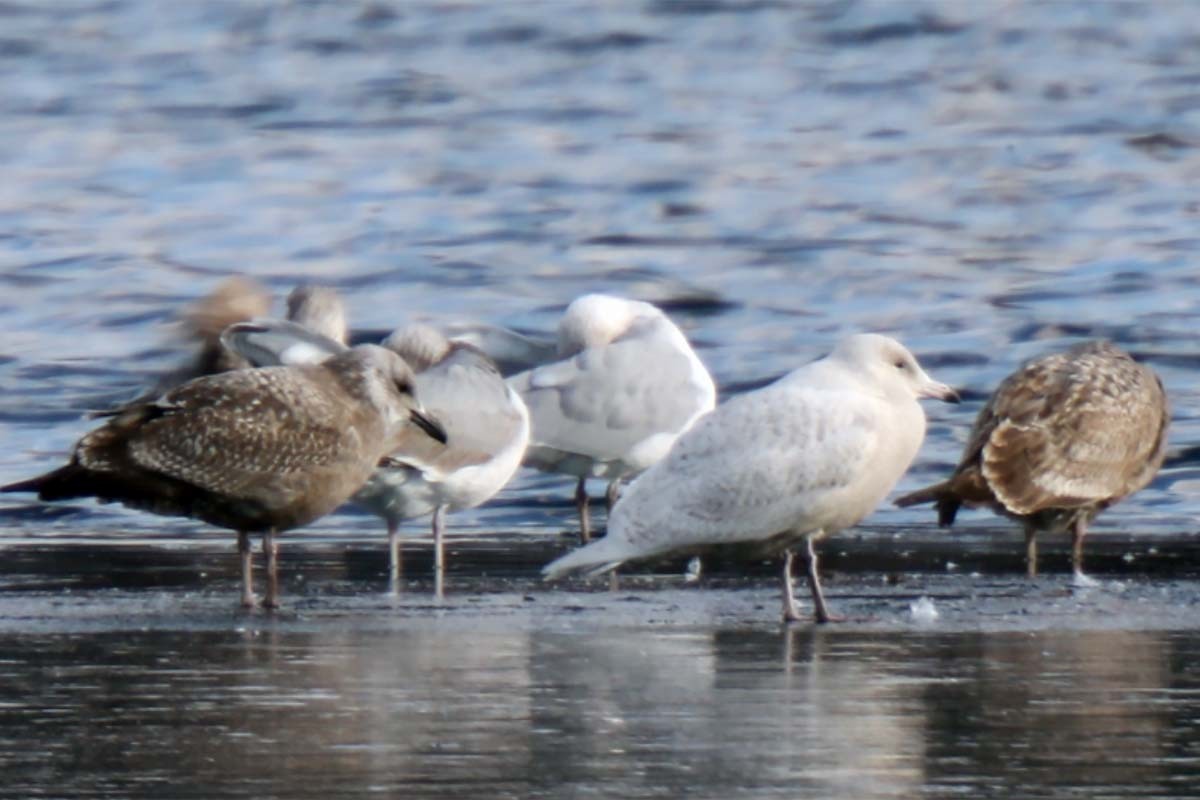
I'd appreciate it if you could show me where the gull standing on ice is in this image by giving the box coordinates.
[223,319,530,597]
[508,294,716,542]
[2,345,447,609]
[895,340,1168,580]
[543,334,959,623]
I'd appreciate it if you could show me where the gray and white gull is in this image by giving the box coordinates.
[543,333,959,623]
[223,315,530,597]
[508,294,716,542]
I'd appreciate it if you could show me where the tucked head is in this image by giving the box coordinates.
[383,323,452,373]
[830,334,959,404]
[286,285,348,345]
[557,294,661,356]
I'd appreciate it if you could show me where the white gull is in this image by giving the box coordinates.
[507,294,716,542]
[543,333,959,623]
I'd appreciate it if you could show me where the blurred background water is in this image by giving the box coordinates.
[3,0,1200,797]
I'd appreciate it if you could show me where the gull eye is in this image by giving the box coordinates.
[394,378,413,395]
[893,358,906,370]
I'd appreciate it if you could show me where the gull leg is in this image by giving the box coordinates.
[780,550,805,623]
[262,530,280,610]
[605,477,623,511]
[805,536,837,624]
[1070,517,1097,586]
[388,518,403,596]
[238,531,256,609]
[575,477,591,544]
[1024,525,1038,578]
[608,570,619,592]
[433,505,446,600]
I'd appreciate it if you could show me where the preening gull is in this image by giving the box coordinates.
[543,334,959,624]
[2,345,447,609]
[508,294,716,542]
[181,276,273,377]
[895,340,1168,579]
[285,284,348,346]
[223,319,530,597]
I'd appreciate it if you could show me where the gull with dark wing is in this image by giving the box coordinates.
[895,340,1168,580]
[223,319,530,597]
[2,345,446,608]
[544,334,959,624]
[508,294,716,542]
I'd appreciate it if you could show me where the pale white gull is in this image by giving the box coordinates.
[508,294,716,542]
[543,333,959,623]
[895,340,1168,580]
[223,318,530,597]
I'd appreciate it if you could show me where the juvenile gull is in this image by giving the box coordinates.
[223,320,530,597]
[508,294,716,542]
[895,340,1168,579]
[543,334,959,623]
[2,345,447,608]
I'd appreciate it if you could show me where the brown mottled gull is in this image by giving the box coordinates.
[2,345,447,608]
[508,294,716,543]
[895,340,1169,579]
[544,334,959,624]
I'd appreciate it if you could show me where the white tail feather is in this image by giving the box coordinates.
[542,538,628,581]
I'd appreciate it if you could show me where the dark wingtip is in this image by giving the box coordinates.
[1,476,45,494]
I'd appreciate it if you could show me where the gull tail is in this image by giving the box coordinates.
[1,465,87,501]
[543,538,628,581]
[894,481,962,527]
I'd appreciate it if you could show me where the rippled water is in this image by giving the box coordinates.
[3,0,1200,797]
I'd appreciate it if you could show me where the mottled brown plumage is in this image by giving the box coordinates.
[895,341,1169,577]
[3,345,447,608]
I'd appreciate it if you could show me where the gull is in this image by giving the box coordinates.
[508,294,716,542]
[543,333,959,623]
[222,319,530,597]
[895,340,1168,580]
[2,345,447,609]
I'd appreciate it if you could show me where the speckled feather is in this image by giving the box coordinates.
[896,340,1168,529]
[7,346,428,533]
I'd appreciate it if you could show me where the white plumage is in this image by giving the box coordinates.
[508,294,716,542]
[544,333,959,623]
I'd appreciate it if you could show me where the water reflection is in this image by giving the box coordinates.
[3,621,1200,798]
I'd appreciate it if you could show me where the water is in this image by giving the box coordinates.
[3,0,1200,796]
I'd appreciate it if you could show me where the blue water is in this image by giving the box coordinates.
[2,1,1200,796]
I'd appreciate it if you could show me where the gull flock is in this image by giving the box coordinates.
[1,279,1171,622]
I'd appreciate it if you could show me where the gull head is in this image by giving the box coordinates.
[831,334,959,404]
[334,344,447,444]
[556,294,662,357]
